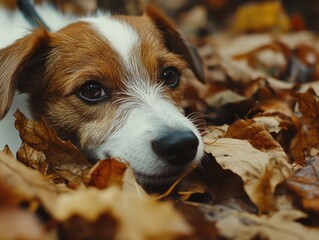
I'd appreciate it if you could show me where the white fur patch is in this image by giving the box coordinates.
[95,78,204,184]
[84,17,139,66]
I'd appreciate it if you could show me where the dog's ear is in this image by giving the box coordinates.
[0,28,49,119]
[146,6,205,83]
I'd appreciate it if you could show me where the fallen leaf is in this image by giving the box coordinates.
[253,115,282,133]
[0,208,45,240]
[232,1,291,33]
[2,145,14,158]
[53,186,192,240]
[174,202,219,239]
[295,88,319,127]
[204,120,292,212]
[121,164,147,197]
[58,214,118,240]
[290,89,319,164]
[287,156,319,213]
[0,151,70,211]
[14,110,92,188]
[216,209,319,240]
[84,158,127,189]
[159,154,257,213]
[224,119,282,151]
[17,142,48,174]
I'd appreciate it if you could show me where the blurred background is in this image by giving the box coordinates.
[1,0,319,38]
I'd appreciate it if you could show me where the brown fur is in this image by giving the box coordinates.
[0,7,203,152]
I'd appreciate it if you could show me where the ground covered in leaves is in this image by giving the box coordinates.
[2,1,319,239]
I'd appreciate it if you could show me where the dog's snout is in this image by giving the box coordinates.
[152,130,199,166]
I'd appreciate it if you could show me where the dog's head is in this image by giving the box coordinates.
[0,7,205,186]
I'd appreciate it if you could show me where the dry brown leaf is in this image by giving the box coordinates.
[2,145,14,158]
[204,120,292,212]
[0,151,70,211]
[83,157,146,197]
[17,142,48,174]
[224,119,282,151]
[158,154,257,213]
[253,115,282,133]
[290,89,319,164]
[53,186,192,240]
[14,110,92,187]
[121,165,147,197]
[84,158,127,189]
[216,209,319,240]
[295,88,319,126]
[287,156,319,212]
[0,208,45,240]
[205,89,246,107]
[58,214,118,240]
[174,202,219,239]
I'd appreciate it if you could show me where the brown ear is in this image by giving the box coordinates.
[0,28,49,119]
[146,6,205,83]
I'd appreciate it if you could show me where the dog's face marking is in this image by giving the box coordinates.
[84,17,139,66]
[0,7,205,186]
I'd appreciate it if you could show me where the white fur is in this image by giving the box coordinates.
[94,53,204,184]
[84,17,139,66]
[97,90,204,183]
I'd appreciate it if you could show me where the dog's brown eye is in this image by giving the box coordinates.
[161,67,180,89]
[77,81,110,103]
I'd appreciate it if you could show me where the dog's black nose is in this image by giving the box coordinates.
[152,130,199,166]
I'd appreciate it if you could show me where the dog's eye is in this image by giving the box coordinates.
[77,81,110,103]
[160,67,180,89]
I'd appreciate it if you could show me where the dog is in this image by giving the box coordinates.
[0,2,205,186]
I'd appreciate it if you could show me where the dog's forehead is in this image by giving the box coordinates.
[83,16,158,65]
[83,16,140,64]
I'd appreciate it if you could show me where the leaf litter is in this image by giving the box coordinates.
[2,1,319,239]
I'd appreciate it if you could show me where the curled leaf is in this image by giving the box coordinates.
[205,120,292,213]
[14,110,92,188]
[287,156,319,213]
[84,158,127,189]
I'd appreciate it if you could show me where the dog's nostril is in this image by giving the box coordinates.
[152,130,199,166]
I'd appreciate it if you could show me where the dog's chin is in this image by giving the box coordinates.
[134,168,187,193]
